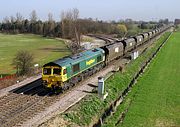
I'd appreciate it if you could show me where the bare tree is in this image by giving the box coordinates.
[30,10,37,23]
[3,16,10,23]
[10,16,16,32]
[13,50,34,76]
[2,17,10,33]
[48,13,53,22]
[72,8,80,45]
[10,16,15,23]
[29,10,38,33]
[15,13,24,33]
[16,12,23,22]
[48,13,55,31]
[62,9,74,38]
[61,8,81,45]
[61,11,65,38]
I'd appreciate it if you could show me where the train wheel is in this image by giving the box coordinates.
[52,85,55,91]
[62,82,70,91]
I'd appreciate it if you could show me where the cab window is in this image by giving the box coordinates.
[97,55,102,62]
[53,68,61,75]
[43,68,51,75]
[63,69,67,75]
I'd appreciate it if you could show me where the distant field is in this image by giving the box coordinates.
[121,32,180,126]
[0,33,71,75]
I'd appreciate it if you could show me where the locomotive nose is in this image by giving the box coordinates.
[49,76,56,81]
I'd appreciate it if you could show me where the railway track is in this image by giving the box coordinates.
[0,91,63,127]
[0,82,51,127]
[87,34,115,44]
[0,78,89,127]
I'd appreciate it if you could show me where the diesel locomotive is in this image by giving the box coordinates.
[42,25,171,90]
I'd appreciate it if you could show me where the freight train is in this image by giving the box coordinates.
[42,25,171,90]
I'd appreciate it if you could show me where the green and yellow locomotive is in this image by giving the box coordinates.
[42,48,105,90]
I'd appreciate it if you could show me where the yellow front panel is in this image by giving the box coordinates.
[62,66,68,82]
[42,66,63,88]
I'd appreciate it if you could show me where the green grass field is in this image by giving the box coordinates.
[120,32,180,127]
[0,33,71,75]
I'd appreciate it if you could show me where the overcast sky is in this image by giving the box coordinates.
[0,0,179,21]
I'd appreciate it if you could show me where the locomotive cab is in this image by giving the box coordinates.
[42,63,67,89]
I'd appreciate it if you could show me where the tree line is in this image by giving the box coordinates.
[0,10,62,37]
[0,10,137,39]
[0,9,167,44]
[0,10,125,38]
